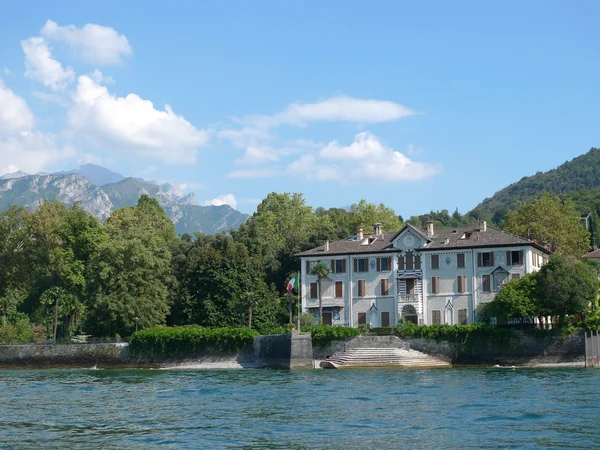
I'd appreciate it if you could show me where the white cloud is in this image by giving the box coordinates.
[201,193,237,209]
[227,167,281,179]
[218,125,274,149]
[0,131,75,174]
[236,146,279,165]
[68,75,209,164]
[41,20,132,65]
[91,69,114,84]
[286,155,341,181]
[278,96,416,124]
[21,37,74,90]
[3,68,11,75]
[0,80,34,135]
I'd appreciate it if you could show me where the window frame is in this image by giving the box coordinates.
[358,279,366,297]
[457,253,465,268]
[482,275,491,293]
[432,310,441,325]
[310,282,318,299]
[335,281,343,298]
[381,278,389,296]
[431,276,440,294]
[431,254,440,270]
[457,275,466,293]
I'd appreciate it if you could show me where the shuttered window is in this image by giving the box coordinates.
[331,259,347,273]
[415,255,421,270]
[506,250,524,266]
[457,253,465,268]
[431,254,439,269]
[358,280,366,297]
[377,257,391,272]
[335,281,343,298]
[358,312,367,325]
[482,275,491,292]
[458,309,467,325]
[431,276,440,294]
[432,310,441,325]
[381,279,389,296]
[354,258,368,272]
[457,275,466,293]
[310,282,318,299]
[478,252,494,267]
[398,255,405,271]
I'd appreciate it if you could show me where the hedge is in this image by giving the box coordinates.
[302,325,360,347]
[394,322,515,347]
[129,326,259,357]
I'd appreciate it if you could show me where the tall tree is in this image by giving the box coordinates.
[347,200,403,234]
[503,193,590,258]
[310,262,331,324]
[86,195,176,336]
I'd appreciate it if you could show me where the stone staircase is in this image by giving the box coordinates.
[320,347,450,369]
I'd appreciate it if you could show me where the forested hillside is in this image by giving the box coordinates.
[470,147,600,223]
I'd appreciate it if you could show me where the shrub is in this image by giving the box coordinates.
[394,323,515,347]
[302,325,360,347]
[129,326,260,357]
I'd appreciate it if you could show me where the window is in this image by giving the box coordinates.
[431,254,439,269]
[457,275,466,293]
[432,310,441,325]
[377,256,391,272]
[381,279,389,296]
[431,276,440,294]
[358,280,366,297]
[305,260,320,273]
[335,281,343,298]
[457,253,465,268]
[310,282,318,299]
[398,255,405,271]
[482,275,491,292]
[511,273,521,280]
[331,259,347,274]
[414,254,421,270]
[406,251,415,270]
[354,258,368,272]
[358,312,367,325]
[458,309,467,325]
[478,252,494,267]
[381,312,390,327]
[507,250,524,266]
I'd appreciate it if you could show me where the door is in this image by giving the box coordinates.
[381,312,390,327]
[406,278,415,295]
[322,312,333,326]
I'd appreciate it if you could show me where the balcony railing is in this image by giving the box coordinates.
[306,297,345,308]
[398,294,420,303]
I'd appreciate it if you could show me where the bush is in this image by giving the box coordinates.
[129,325,260,357]
[394,322,515,346]
[302,325,360,347]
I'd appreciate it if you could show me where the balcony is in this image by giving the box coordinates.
[306,297,345,308]
[398,294,420,303]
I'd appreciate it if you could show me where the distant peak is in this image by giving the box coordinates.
[0,170,29,180]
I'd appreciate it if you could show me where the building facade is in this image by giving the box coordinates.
[296,221,549,327]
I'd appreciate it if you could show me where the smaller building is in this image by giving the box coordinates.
[296,221,550,327]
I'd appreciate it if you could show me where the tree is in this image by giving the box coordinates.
[537,254,598,322]
[487,273,539,321]
[347,200,402,235]
[310,262,330,324]
[503,193,590,258]
[86,196,176,336]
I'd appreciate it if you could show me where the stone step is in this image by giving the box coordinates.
[320,347,450,369]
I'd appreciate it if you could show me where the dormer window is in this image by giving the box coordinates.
[460,232,472,240]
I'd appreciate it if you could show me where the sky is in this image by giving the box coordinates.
[1,1,599,217]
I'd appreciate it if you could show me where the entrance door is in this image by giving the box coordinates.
[381,312,390,327]
[322,312,333,326]
[406,279,415,295]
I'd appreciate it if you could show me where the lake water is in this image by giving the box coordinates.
[0,368,599,449]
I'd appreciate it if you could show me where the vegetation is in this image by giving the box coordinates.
[302,326,360,347]
[129,326,260,357]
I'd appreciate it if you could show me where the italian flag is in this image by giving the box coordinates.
[286,274,299,292]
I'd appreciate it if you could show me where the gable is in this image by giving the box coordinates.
[392,228,425,251]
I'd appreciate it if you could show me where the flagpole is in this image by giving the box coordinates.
[297,272,301,333]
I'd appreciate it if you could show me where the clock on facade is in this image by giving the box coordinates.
[403,235,414,247]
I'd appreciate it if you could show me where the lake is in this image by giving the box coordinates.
[0,368,599,449]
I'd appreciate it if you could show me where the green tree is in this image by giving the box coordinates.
[537,254,598,322]
[487,273,539,321]
[503,193,590,258]
[86,196,176,336]
[310,261,331,324]
[347,200,402,234]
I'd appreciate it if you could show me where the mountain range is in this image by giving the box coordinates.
[0,164,248,235]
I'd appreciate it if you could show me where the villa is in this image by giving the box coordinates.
[296,221,550,327]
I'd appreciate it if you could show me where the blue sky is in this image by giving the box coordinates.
[1,1,599,217]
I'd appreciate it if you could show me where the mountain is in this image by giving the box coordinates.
[470,147,600,222]
[0,171,29,180]
[0,167,248,235]
[60,163,125,186]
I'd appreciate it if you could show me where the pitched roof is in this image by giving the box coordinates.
[582,249,600,259]
[296,223,549,257]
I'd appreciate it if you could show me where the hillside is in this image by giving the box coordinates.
[470,147,600,222]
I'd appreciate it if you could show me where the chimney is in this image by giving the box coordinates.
[426,221,434,238]
[481,220,487,232]
[325,240,330,252]
[444,237,449,245]
[357,227,364,240]
[373,223,382,236]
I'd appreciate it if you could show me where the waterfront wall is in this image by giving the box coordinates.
[253,332,313,369]
[403,331,585,365]
[313,335,409,360]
